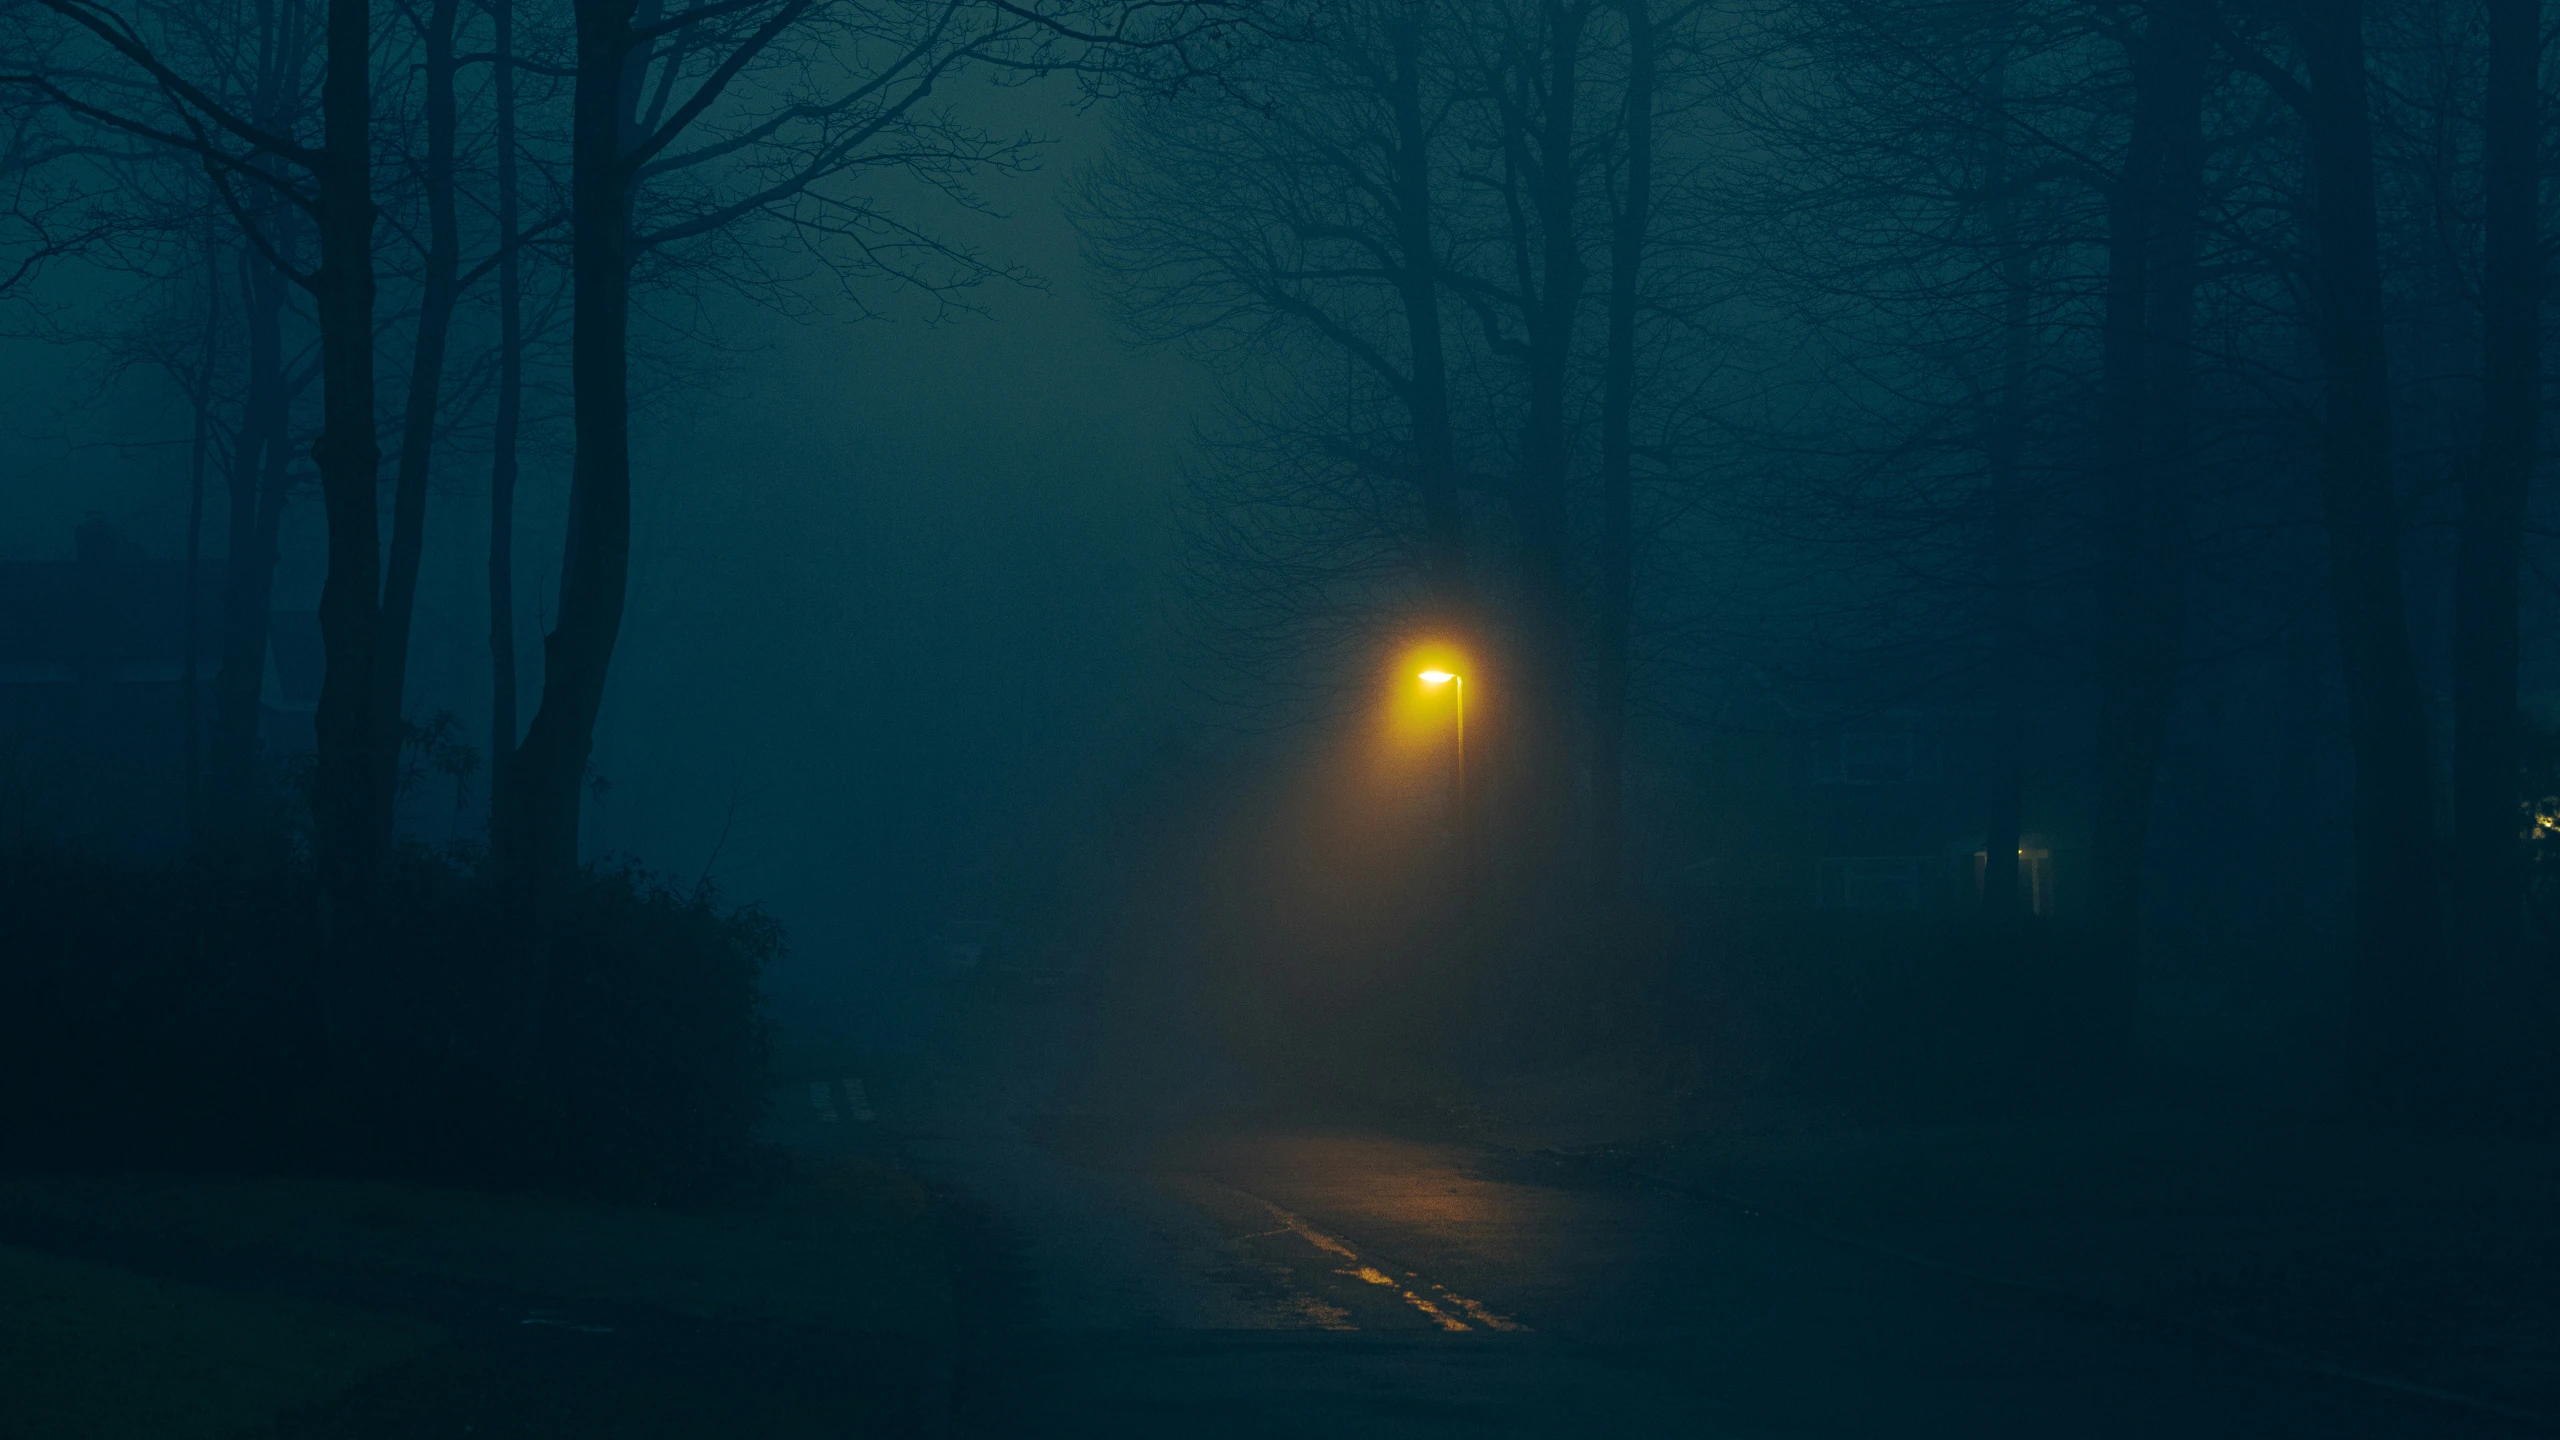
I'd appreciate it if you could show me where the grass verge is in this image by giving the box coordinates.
[0,1243,433,1440]
[0,1152,952,1437]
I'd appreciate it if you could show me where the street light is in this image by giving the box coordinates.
[1423,666,1464,768]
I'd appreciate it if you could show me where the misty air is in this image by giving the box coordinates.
[2,1,2557,1435]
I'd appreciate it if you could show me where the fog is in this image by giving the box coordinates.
[2,76,1207,1062]
[5,3,2559,1434]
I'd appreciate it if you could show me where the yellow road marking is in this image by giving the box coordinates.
[1337,1264,1471,1331]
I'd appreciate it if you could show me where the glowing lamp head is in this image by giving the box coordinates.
[1418,669,1458,686]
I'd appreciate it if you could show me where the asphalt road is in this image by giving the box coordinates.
[857,993,2552,1439]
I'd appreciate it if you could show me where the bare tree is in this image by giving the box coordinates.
[2216,5,2448,1114]
[373,0,464,846]
[1075,0,1480,684]
[1590,0,1655,894]
[1440,0,1597,897]
[0,74,130,293]
[6,0,394,946]
[498,0,1237,1065]
[3,0,327,843]
[2086,0,2213,1061]
[1722,0,2097,899]
[487,0,527,807]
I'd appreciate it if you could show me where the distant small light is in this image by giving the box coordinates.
[1419,670,1457,685]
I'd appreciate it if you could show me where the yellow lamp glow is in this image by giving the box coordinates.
[1418,669,1458,685]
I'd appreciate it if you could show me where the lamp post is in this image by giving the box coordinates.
[1421,666,1484,1074]
[1419,669,1469,897]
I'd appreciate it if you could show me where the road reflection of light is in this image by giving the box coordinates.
[1245,1193,1527,1334]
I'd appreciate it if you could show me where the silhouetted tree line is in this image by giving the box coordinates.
[0,840,779,1192]
[0,0,1248,1177]
[1080,0,2557,1120]
[9,0,2559,1128]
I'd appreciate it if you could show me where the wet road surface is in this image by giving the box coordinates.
[871,1092,2551,1438]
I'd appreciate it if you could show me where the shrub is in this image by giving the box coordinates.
[0,839,775,1199]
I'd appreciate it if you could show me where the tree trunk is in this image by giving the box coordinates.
[1511,0,1588,900]
[2088,4,2207,1053]
[375,0,464,847]
[2295,3,2448,1118]
[205,11,306,842]
[311,0,384,908]
[2453,0,2541,1099]
[1592,0,1651,899]
[502,0,638,1069]
[183,229,219,845]
[1388,0,1468,621]
[210,248,292,833]
[1978,55,2032,925]
[1386,0,1477,947]
[490,0,522,804]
